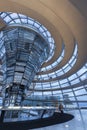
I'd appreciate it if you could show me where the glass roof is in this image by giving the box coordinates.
[0,12,87,113]
[35,43,78,80]
[0,12,55,62]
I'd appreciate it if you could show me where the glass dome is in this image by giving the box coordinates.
[0,12,87,128]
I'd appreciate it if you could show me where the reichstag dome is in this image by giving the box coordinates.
[0,0,87,130]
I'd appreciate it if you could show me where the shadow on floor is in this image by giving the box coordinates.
[0,112,74,130]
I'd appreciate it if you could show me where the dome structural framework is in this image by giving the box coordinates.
[0,0,87,130]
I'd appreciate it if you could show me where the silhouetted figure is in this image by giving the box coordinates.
[59,103,63,114]
[0,110,5,122]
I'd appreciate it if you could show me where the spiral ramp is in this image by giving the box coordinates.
[0,0,87,130]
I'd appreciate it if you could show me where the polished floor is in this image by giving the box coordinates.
[33,109,87,130]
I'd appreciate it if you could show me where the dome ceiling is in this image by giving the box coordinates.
[0,1,87,130]
[0,0,87,108]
